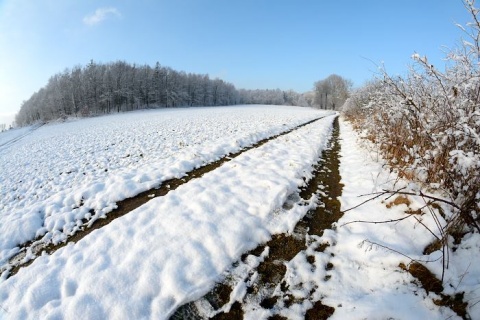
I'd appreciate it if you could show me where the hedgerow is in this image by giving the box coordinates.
[343,0,480,237]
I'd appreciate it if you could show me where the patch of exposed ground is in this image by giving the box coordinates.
[399,261,469,319]
[2,116,329,279]
[170,117,342,319]
[381,193,470,317]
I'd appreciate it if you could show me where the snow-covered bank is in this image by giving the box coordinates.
[0,114,336,319]
[316,120,479,319]
[0,105,332,266]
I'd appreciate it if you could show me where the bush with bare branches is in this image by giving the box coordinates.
[343,0,480,236]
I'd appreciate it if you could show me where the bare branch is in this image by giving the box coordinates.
[362,240,442,264]
[381,190,461,210]
[341,214,413,227]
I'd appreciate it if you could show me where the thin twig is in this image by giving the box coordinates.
[341,214,413,227]
[421,193,449,281]
[455,262,471,291]
[340,191,388,214]
[382,189,461,210]
[363,240,441,264]
[413,216,440,241]
[384,186,407,201]
[0,304,8,314]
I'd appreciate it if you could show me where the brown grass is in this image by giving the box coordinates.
[386,196,411,208]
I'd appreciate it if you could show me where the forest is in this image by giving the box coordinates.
[14,60,312,126]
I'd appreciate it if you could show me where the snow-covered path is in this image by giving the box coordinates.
[170,119,478,320]
[0,112,337,319]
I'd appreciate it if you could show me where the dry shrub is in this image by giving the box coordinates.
[343,0,480,234]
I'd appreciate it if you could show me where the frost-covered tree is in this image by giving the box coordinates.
[341,79,383,121]
[314,74,352,110]
[237,89,311,107]
[14,60,311,126]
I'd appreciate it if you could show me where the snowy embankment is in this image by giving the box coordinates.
[312,120,479,319]
[0,105,331,267]
[0,109,336,318]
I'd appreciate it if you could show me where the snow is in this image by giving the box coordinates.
[188,118,479,319]
[0,105,329,266]
[0,106,336,319]
[318,120,477,319]
[1,108,478,319]
[0,124,42,152]
[258,119,478,320]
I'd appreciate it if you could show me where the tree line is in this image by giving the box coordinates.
[14,60,324,127]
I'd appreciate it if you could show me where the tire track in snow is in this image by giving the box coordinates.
[4,114,333,279]
[0,124,44,153]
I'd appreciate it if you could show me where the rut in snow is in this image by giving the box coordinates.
[0,124,44,152]
[171,116,343,320]
[4,115,331,279]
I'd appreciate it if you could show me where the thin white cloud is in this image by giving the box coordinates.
[83,7,121,26]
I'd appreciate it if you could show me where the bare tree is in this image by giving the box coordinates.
[314,74,352,110]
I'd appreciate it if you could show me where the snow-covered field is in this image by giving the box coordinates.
[0,106,478,319]
[0,105,331,267]
[0,106,336,318]
[179,120,479,320]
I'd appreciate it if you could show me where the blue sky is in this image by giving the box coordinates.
[0,0,472,125]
